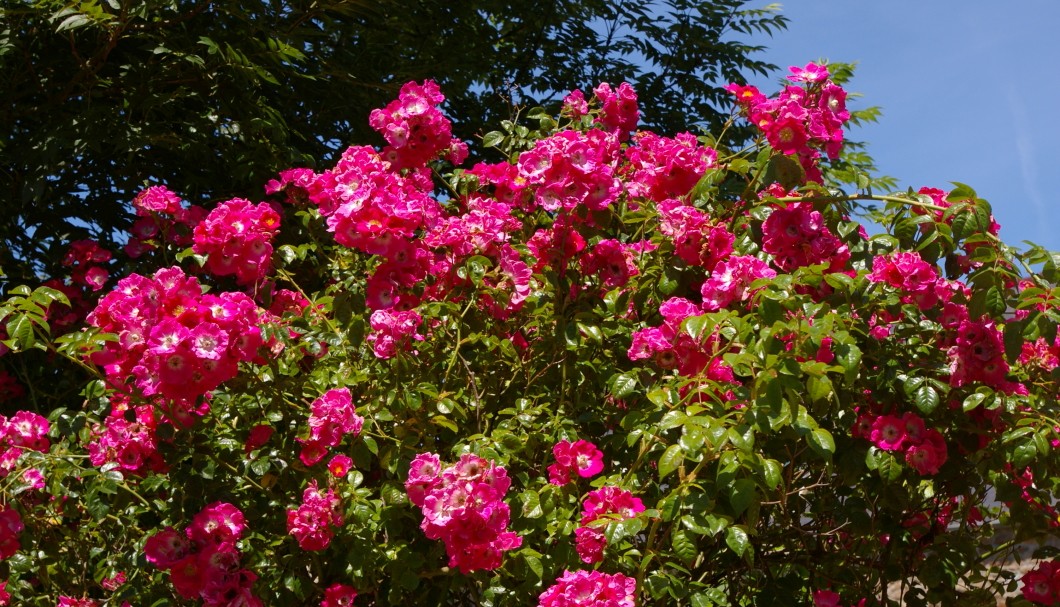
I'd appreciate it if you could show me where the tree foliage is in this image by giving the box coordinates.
[0,0,786,285]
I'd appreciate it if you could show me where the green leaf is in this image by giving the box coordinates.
[1033,431,1051,456]
[604,517,644,545]
[670,528,696,565]
[759,458,782,490]
[834,343,862,383]
[950,211,978,241]
[609,372,637,399]
[913,384,939,415]
[521,490,543,519]
[962,392,988,412]
[807,375,833,403]
[875,450,902,482]
[984,285,1006,317]
[31,286,69,307]
[5,314,34,350]
[658,444,683,480]
[725,525,751,558]
[55,13,93,32]
[728,478,756,516]
[483,130,502,148]
[683,315,714,341]
[524,554,543,580]
[807,428,835,459]
[1013,442,1037,467]
[1004,320,1025,364]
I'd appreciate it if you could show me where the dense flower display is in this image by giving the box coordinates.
[1,64,1059,607]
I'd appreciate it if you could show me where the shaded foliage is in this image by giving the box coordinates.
[0,0,786,286]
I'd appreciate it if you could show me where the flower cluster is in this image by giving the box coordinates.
[579,239,642,289]
[628,297,735,387]
[420,196,533,319]
[128,185,207,257]
[538,570,636,607]
[726,62,850,176]
[0,410,50,486]
[511,129,622,215]
[300,145,443,260]
[404,453,522,573]
[575,486,645,564]
[368,79,467,170]
[85,267,270,472]
[62,239,111,292]
[366,309,424,359]
[761,200,849,272]
[852,410,948,475]
[548,439,605,486]
[868,251,945,311]
[623,131,715,202]
[287,481,344,551]
[1021,560,1060,605]
[87,395,166,475]
[144,503,261,607]
[656,198,734,271]
[87,266,267,406]
[700,255,777,311]
[297,387,364,466]
[592,82,640,138]
[949,318,1014,392]
[192,198,282,285]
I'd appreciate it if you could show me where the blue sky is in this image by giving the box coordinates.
[745,1,1060,251]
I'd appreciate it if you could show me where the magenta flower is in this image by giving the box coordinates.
[186,501,246,546]
[905,430,948,475]
[287,481,343,551]
[328,454,353,478]
[788,62,830,83]
[298,388,364,466]
[538,570,636,607]
[321,583,358,607]
[0,506,23,561]
[869,415,906,452]
[549,440,605,486]
[144,527,191,569]
[405,452,522,573]
[133,185,183,215]
[1021,560,1060,605]
[574,526,607,564]
[813,590,842,607]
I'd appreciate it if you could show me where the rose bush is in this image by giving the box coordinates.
[2,64,1060,607]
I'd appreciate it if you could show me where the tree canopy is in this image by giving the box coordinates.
[0,0,786,286]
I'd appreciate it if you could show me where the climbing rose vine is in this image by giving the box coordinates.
[2,62,1060,607]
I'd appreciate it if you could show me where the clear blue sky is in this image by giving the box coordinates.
[745,1,1060,251]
